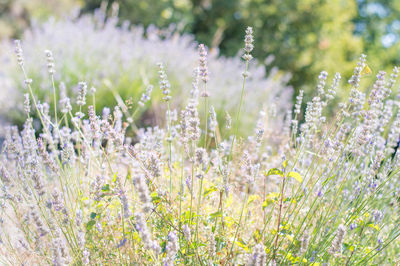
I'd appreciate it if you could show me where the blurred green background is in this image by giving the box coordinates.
[2,0,400,94]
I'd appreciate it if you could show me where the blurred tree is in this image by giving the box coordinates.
[83,0,363,93]
[239,0,363,93]
[354,0,400,76]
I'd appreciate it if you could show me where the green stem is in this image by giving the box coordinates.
[195,177,204,245]
[203,83,208,148]
[226,191,248,264]
[229,60,249,160]
[167,101,173,194]
[51,74,58,126]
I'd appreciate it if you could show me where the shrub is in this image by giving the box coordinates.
[0,12,292,136]
[1,27,399,265]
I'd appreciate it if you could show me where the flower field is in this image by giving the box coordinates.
[1,9,400,266]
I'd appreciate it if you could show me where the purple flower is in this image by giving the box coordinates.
[117,238,127,248]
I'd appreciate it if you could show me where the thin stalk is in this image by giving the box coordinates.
[203,83,208,148]
[189,140,195,225]
[179,147,184,239]
[226,190,248,264]
[195,177,204,245]
[229,60,249,160]
[51,74,58,126]
[273,175,286,260]
[167,101,173,194]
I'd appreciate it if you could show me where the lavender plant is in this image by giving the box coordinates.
[1,27,400,265]
[0,11,292,136]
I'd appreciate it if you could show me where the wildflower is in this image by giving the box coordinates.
[302,95,324,142]
[373,210,383,225]
[133,174,153,213]
[37,138,59,175]
[294,90,304,115]
[146,152,162,179]
[59,82,72,114]
[135,212,157,251]
[88,105,100,140]
[208,106,218,137]
[31,206,49,236]
[102,107,111,121]
[183,224,191,240]
[117,238,127,248]
[254,110,266,147]
[368,71,386,110]
[377,238,383,251]
[185,176,192,192]
[385,110,400,155]
[117,177,131,218]
[14,40,24,66]
[300,230,309,255]
[329,224,346,254]
[387,66,399,91]
[327,73,341,101]
[247,243,267,266]
[76,81,87,106]
[195,148,208,166]
[138,85,153,107]
[96,222,102,232]
[198,44,209,84]
[348,87,365,117]
[317,71,328,97]
[44,50,55,74]
[184,98,201,141]
[163,231,179,265]
[348,54,367,88]
[209,233,216,258]
[242,27,254,61]
[52,228,69,265]
[180,110,189,144]
[157,63,171,101]
[30,164,45,196]
[0,166,11,185]
[82,249,90,264]
[225,111,232,129]
[23,93,30,115]
[75,210,83,227]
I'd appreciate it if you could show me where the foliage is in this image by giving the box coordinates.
[354,0,400,77]
[1,27,400,265]
[83,0,363,93]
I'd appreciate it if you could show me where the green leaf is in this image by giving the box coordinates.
[367,222,381,231]
[203,186,218,197]
[282,160,288,168]
[247,194,260,205]
[322,174,336,186]
[150,192,161,202]
[235,239,249,251]
[101,184,110,192]
[126,168,132,181]
[265,168,284,177]
[262,192,279,209]
[90,212,97,219]
[287,171,302,182]
[112,172,118,183]
[209,211,222,219]
[86,220,96,231]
